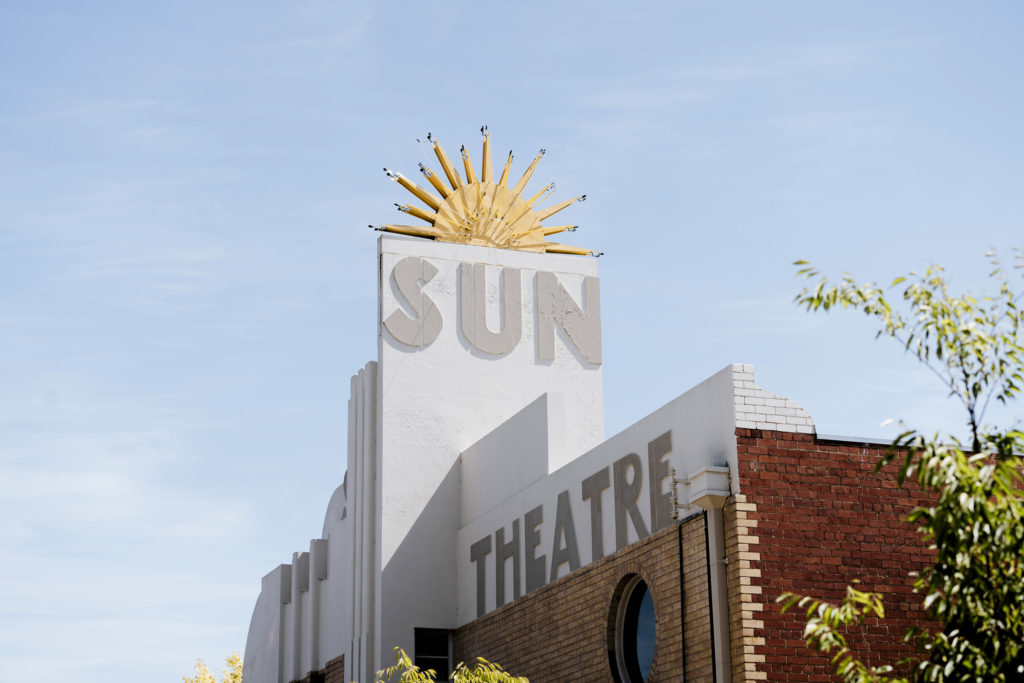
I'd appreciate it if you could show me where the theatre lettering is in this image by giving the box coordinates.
[468,431,673,617]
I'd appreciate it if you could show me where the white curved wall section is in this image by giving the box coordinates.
[243,362,378,683]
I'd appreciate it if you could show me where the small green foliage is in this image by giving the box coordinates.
[184,653,242,683]
[779,585,908,683]
[371,647,528,683]
[221,653,243,683]
[884,432,1024,682]
[784,252,1024,682]
[373,647,437,683]
[795,249,1024,452]
[184,659,217,683]
[450,657,529,683]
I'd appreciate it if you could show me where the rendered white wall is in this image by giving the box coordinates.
[243,565,289,683]
[377,235,604,664]
[459,393,561,526]
[243,363,377,683]
[454,363,812,624]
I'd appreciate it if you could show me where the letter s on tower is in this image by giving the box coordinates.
[383,257,443,347]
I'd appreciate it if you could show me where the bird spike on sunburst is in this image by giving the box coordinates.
[374,128,596,256]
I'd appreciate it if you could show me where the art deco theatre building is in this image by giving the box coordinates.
[243,131,929,683]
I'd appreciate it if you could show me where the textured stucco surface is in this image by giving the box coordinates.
[378,236,605,664]
[455,364,748,625]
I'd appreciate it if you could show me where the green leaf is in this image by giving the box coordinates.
[792,253,1024,682]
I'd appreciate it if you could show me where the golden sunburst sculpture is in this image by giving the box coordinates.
[373,127,598,256]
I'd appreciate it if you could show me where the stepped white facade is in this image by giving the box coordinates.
[242,235,813,683]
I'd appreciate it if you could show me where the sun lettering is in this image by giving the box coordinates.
[373,127,597,256]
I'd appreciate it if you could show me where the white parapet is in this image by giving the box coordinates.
[731,363,814,433]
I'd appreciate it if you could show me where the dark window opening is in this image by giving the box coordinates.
[611,575,657,682]
[414,627,451,679]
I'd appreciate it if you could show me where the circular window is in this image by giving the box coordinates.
[611,575,657,682]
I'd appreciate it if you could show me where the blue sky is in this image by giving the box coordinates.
[2,2,1023,681]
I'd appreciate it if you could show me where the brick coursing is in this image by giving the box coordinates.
[286,428,931,683]
[323,654,344,683]
[736,429,933,680]
[453,515,713,682]
[732,365,814,434]
[290,654,343,683]
[725,494,767,682]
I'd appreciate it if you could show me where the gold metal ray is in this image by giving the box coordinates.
[418,163,451,199]
[386,169,442,211]
[430,137,462,189]
[501,204,541,236]
[544,242,591,256]
[461,145,485,212]
[498,150,513,188]
[513,224,576,237]
[492,181,508,223]
[460,145,478,185]
[534,195,583,223]
[396,203,437,224]
[501,183,555,234]
[379,131,596,255]
[511,149,545,196]
[379,224,440,239]
[524,183,555,211]
[481,127,493,183]
[541,224,577,236]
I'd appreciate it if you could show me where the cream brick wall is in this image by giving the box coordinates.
[454,517,712,682]
[725,494,767,682]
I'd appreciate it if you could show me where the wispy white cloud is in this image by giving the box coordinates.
[0,372,247,549]
[0,608,245,682]
[37,98,162,122]
[61,245,227,285]
[250,2,375,76]
[553,36,946,158]
[0,371,256,681]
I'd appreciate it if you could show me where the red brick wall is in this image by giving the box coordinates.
[453,515,713,682]
[292,429,932,683]
[736,429,933,680]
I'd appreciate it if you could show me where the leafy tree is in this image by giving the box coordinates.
[184,652,243,683]
[779,251,1024,682]
[372,646,528,683]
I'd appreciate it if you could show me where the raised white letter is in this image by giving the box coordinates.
[460,263,522,355]
[536,272,601,364]
[383,257,443,347]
